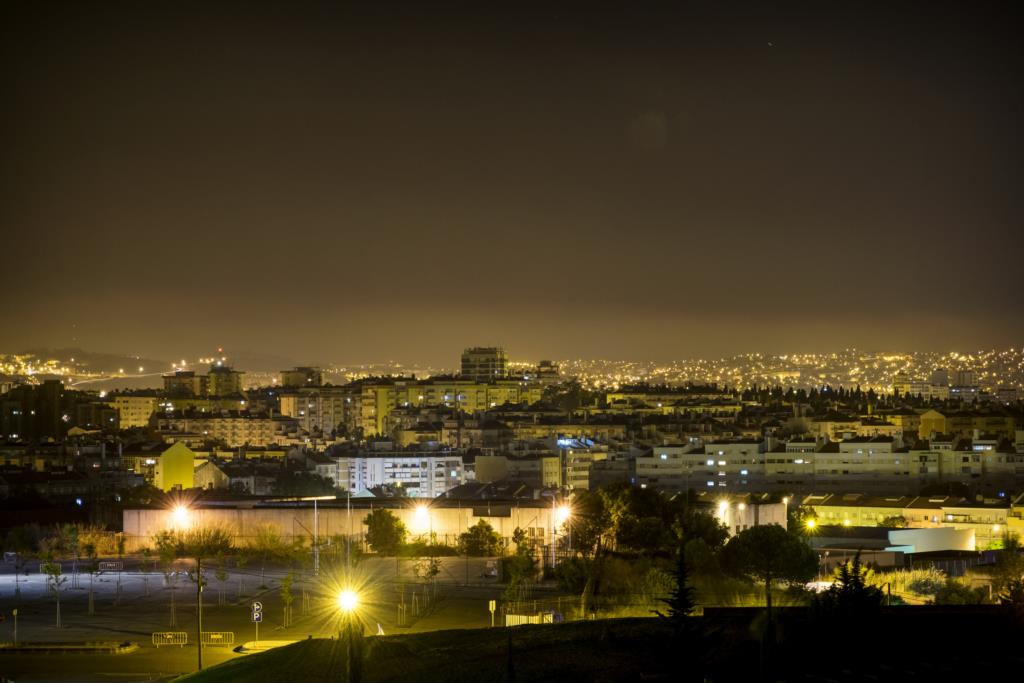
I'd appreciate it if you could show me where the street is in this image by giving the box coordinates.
[0,557,515,682]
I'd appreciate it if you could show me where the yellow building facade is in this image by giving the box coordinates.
[153,442,196,491]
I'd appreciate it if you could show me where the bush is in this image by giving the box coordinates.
[683,538,720,576]
[907,575,945,597]
[866,567,945,600]
[933,579,989,605]
[399,541,458,557]
[554,557,593,594]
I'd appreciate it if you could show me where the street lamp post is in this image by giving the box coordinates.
[196,556,204,671]
[338,590,361,683]
[550,498,557,568]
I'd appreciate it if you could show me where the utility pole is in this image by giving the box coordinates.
[550,497,557,569]
[313,498,319,576]
[347,488,352,571]
[196,557,203,671]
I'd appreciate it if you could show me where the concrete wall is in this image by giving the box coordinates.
[123,503,560,551]
[887,526,976,553]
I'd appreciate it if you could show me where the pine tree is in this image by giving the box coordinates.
[656,544,695,623]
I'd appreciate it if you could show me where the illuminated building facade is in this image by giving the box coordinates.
[460,347,508,382]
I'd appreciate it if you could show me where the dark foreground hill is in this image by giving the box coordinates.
[175,619,679,683]
[177,607,1024,683]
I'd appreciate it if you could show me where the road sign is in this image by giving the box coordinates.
[489,600,496,613]
[252,602,262,649]
[99,561,123,571]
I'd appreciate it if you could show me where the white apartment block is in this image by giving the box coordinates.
[345,452,464,498]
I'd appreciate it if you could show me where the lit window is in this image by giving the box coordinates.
[706,459,715,466]
[660,454,668,460]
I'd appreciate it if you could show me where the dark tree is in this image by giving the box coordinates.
[721,524,818,617]
[655,544,695,623]
[813,552,885,617]
[363,509,406,556]
[459,520,503,557]
[271,470,336,497]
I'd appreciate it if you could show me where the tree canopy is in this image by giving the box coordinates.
[721,524,818,597]
[459,519,503,557]
[271,470,337,497]
[364,508,407,556]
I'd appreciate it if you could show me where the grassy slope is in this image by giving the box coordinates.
[175,619,675,683]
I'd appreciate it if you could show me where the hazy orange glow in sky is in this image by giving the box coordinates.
[2,2,1021,365]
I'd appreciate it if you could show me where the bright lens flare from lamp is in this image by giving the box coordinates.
[555,504,571,527]
[412,504,430,534]
[172,505,190,528]
[338,589,358,613]
[805,519,816,530]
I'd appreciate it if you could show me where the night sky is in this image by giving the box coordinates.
[2,2,1021,366]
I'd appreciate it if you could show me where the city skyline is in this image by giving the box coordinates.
[3,4,1024,681]
[4,344,1024,397]
[3,2,1022,363]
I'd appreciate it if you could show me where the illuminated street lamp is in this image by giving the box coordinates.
[338,589,363,683]
[555,504,570,526]
[556,502,573,557]
[805,518,816,530]
[413,504,432,537]
[172,504,191,529]
[338,589,359,613]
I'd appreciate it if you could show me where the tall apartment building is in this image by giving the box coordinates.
[561,441,609,490]
[207,365,244,396]
[162,365,244,397]
[460,347,507,382]
[533,360,561,385]
[345,377,542,436]
[111,393,159,429]
[280,366,323,387]
[278,386,347,435]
